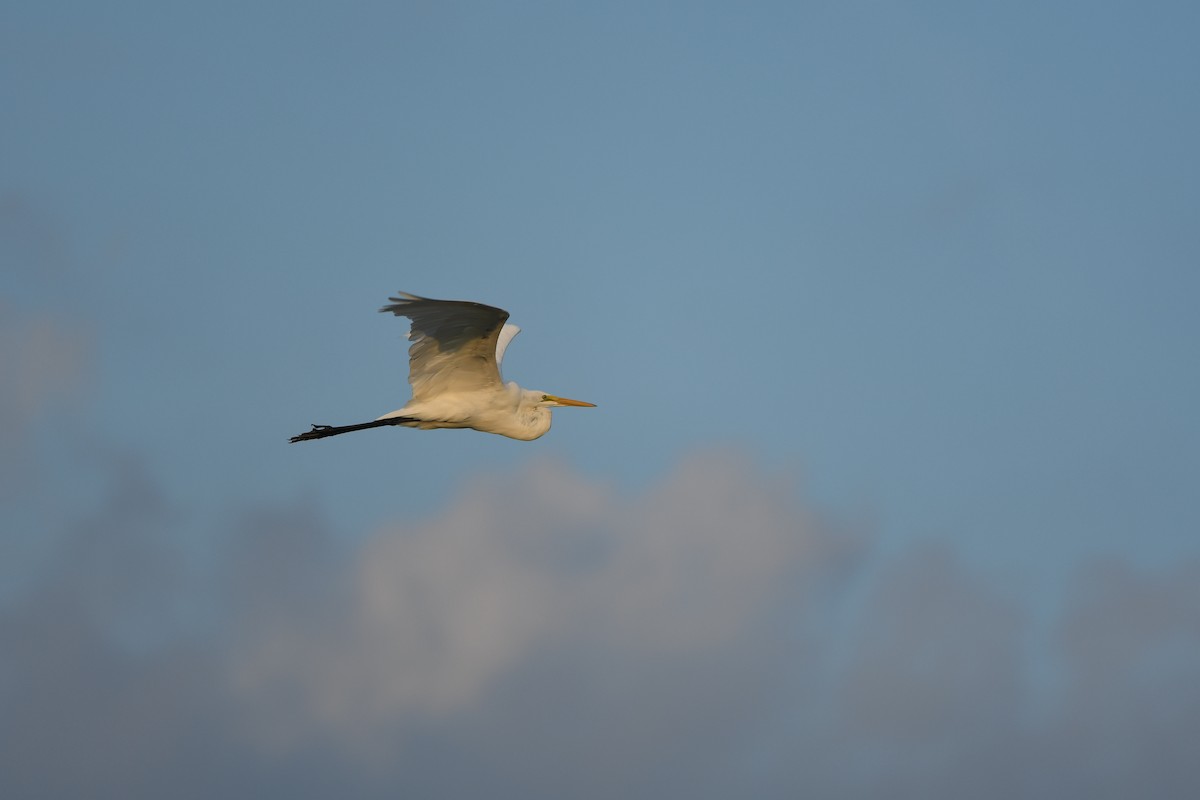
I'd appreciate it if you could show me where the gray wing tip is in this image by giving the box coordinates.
[379,291,509,316]
[379,291,425,315]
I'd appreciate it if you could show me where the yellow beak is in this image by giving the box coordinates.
[546,394,596,407]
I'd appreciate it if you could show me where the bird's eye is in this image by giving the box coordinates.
[541,395,551,402]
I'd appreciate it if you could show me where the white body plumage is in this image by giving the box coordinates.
[378,381,557,441]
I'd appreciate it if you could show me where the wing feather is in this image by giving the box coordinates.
[379,292,511,401]
[494,323,521,377]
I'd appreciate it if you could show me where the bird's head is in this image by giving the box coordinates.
[506,388,596,440]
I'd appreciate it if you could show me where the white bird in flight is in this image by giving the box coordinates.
[290,292,595,443]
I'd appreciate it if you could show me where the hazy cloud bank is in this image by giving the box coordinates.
[3,448,1199,799]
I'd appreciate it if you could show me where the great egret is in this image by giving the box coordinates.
[289,292,595,443]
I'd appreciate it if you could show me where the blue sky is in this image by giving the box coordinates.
[3,2,1199,797]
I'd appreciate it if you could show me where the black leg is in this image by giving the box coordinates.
[288,417,414,443]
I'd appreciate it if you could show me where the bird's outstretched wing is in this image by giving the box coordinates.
[380,292,512,401]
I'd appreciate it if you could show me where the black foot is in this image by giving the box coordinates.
[289,423,335,443]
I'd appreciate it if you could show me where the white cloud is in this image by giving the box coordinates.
[0,197,86,447]
[229,453,852,758]
[0,302,91,509]
[0,308,89,428]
